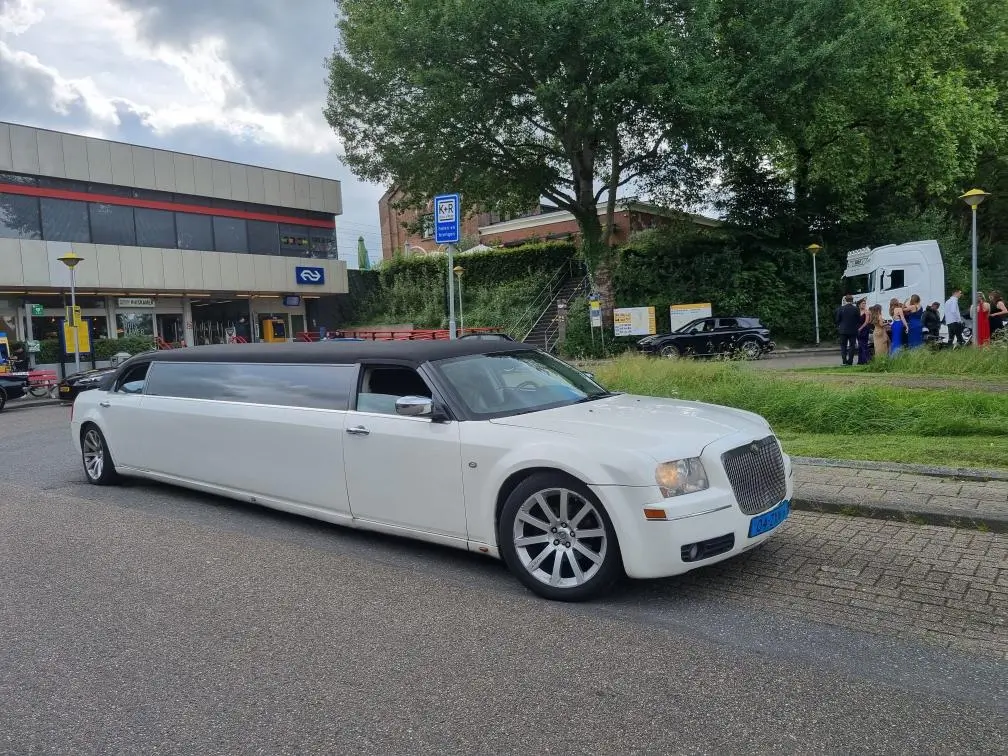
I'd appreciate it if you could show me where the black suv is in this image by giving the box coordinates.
[636,316,775,360]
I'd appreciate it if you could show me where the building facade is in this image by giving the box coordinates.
[378,190,720,258]
[0,121,346,355]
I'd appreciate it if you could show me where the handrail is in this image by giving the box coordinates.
[542,275,590,351]
[506,260,573,340]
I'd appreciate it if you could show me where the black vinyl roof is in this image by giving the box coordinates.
[141,339,537,367]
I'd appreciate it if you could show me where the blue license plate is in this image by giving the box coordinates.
[748,500,790,538]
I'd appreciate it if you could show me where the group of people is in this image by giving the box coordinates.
[834,288,1007,365]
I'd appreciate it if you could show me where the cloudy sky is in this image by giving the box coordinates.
[0,0,383,266]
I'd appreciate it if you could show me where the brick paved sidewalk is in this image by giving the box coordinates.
[793,458,1008,532]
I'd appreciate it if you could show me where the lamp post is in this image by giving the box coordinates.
[57,251,84,373]
[453,265,464,336]
[807,243,822,345]
[959,188,990,344]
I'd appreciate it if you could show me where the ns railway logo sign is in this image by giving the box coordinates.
[295,266,325,285]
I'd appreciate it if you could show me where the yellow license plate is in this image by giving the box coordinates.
[59,386,70,392]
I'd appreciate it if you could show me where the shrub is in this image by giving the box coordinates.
[94,336,157,360]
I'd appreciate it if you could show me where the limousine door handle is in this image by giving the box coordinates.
[346,425,370,436]
[99,401,110,408]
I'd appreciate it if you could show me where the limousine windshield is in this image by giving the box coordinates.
[435,350,611,419]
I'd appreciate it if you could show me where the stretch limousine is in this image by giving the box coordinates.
[70,340,793,601]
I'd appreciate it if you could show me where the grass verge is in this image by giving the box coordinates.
[589,355,1008,469]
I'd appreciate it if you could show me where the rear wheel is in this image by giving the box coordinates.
[738,339,763,360]
[498,472,622,601]
[81,425,119,485]
[0,389,6,412]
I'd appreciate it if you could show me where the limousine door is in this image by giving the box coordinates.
[342,364,465,540]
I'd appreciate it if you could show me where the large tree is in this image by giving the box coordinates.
[325,0,724,317]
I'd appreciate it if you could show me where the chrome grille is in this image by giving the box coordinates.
[721,436,787,516]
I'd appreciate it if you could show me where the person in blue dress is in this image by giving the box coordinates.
[904,294,925,348]
[889,298,907,355]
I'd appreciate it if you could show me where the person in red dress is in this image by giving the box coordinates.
[974,292,991,346]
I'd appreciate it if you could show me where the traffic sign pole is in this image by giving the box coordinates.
[433,193,462,339]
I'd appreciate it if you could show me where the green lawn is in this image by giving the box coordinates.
[588,355,1008,470]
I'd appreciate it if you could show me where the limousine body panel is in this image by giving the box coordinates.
[69,339,793,602]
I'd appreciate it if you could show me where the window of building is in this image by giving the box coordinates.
[144,362,356,410]
[212,216,248,253]
[135,208,177,248]
[41,198,90,242]
[116,312,154,338]
[176,212,215,250]
[310,229,337,259]
[89,203,136,246]
[0,172,37,186]
[247,220,280,255]
[0,193,42,239]
[421,214,434,239]
[37,177,84,191]
[279,224,312,255]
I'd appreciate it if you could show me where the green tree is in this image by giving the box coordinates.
[357,235,371,270]
[325,0,725,320]
[717,0,1006,233]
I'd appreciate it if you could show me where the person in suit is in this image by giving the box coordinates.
[835,294,860,366]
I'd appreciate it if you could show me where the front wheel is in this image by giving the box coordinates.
[498,472,622,601]
[659,344,682,360]
[81,425,119,485]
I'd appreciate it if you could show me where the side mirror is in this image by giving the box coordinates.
[395,395,433,417]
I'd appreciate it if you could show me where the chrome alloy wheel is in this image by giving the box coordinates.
[512,488,608,589]
[82,428,104,481]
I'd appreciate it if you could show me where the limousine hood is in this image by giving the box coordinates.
[489,393,770,457]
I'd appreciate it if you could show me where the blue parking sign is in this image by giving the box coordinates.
[434,193,461,245]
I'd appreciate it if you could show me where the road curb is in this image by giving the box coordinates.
[791,496,1007,534]
[794,456,1008,483]
[2,399,63,413]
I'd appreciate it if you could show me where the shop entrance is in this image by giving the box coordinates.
[156,315,185,346]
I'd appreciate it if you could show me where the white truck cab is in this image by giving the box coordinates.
[841,239,964,339]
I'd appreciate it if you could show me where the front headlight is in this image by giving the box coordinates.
[655,457,709,498]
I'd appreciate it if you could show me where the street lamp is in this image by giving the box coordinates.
[807,243,822,345]
[57,251,84,373]
[959,188,990,344]
[453,265,464,336]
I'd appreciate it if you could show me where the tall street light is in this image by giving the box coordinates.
[959,188,990,344]
[57,250,84,374]
[453,265,465,336]
[807,243,822,345]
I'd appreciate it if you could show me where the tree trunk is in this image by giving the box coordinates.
[578,210,617,330]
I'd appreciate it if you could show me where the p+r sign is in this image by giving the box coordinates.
[295,266,325,285]
[433,193,461,245]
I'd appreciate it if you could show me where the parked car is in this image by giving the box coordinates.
[637,317,775,360]
[458,332,516,341]
[0,373,29,412]
[70,340,792,601]
[57,366,117,402]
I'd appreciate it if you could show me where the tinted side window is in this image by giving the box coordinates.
[144,362,355,410]
[717,318,738,329]
[884,269,906,290]
[356,366,432,415]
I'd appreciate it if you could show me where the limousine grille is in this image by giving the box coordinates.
[721,436,787,516]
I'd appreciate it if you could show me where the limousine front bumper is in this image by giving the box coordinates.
[592,442,794,580]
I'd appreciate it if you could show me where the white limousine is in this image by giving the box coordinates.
[70,340,793,601]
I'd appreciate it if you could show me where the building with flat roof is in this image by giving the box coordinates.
[0,121,347,355]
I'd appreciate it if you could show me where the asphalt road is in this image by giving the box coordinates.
[1,405,1005,755]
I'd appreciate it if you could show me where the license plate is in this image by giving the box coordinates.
[59,386,70,393]
[748,500,790,538]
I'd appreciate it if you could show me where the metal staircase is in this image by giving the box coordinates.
[508,259,588,351]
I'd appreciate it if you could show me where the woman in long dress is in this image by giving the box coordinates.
[990,291,1007,338]
[870,305,890,359]
[856,298,871,364]
[889,298,907,355]
[975,292,991,346]
[905,294,924,348]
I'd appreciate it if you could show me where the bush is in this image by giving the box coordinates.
[590,355,1008,437]
[94,335,156,360]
